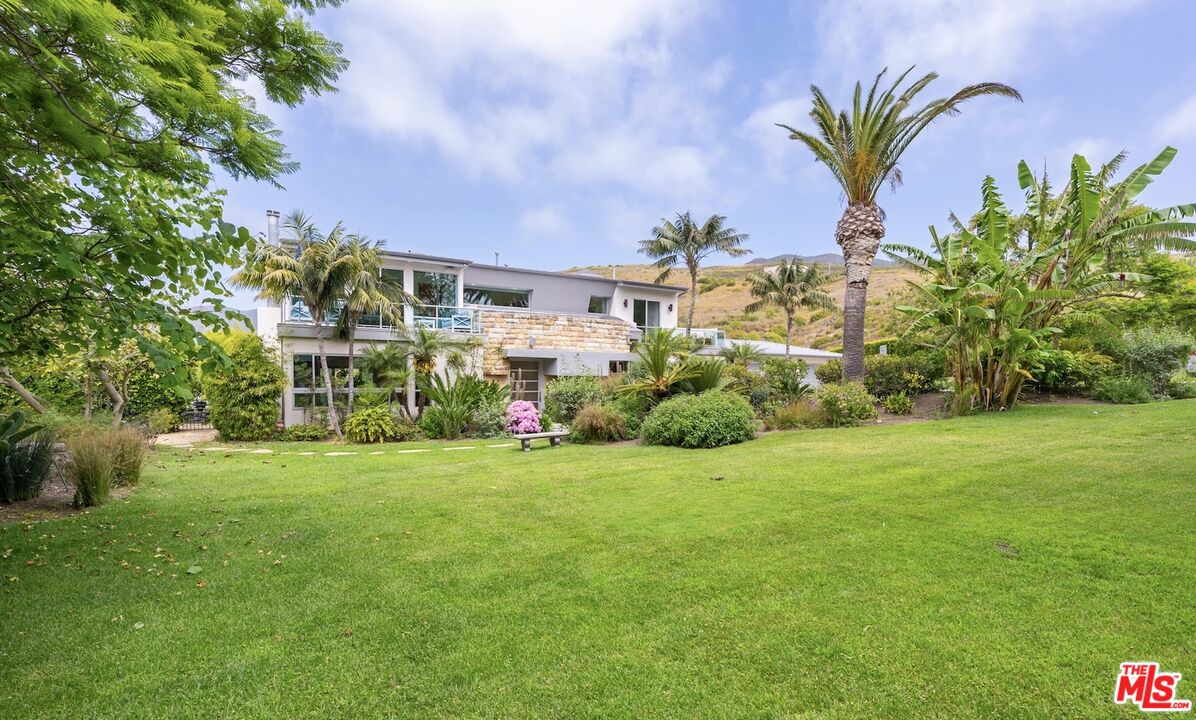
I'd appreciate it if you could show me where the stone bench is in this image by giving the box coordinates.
[513,430,570,452]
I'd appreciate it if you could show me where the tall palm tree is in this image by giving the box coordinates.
[338,236,417,414]
[233,211,357,439]
[639,212,750,335]
[360,343,412,417]
[779,67,1020,379]
[744,259,836,357]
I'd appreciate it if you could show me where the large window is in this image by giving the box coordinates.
[415,271,458,308]
[291,354,359,390]
[464,286,529,308]
[588,295,611,314]
[633,299,660,329]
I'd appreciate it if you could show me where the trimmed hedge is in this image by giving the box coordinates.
[203,333,285,441]
[640,391,759,449]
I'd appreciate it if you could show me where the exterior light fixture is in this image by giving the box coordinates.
[623,298,628,308]
[668,303,673,311]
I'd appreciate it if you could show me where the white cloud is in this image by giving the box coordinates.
[1155,95,1196,143]
[518,205,571,237]
[814,0,1143,84]
[331,0,719,198]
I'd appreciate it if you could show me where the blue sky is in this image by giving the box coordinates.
[220,0,1196,300]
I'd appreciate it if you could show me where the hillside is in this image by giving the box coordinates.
[564,261,919,349]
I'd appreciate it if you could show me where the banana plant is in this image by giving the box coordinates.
[884,149,1196,412]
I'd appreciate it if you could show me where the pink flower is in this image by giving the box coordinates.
[506,401,542,434]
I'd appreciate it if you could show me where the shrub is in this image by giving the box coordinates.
[607,392,652,435]
[279,423,330,442]
[146,408,178,435]
[1092,374,1154,404]
[544,375,604,422]
[467,397,510,439]
[813,355,941,398]
[640,391,759,449]
[761,357,812,402]
[419,373,509,439]
[203,333,285,441]
[1119,326,1196,395]
[763,400,824,430]
[570,404,629,443]
[883,391,914,415]
[68,432,113,507]
[107,426,147,486]
[815,382,878,427]
[506,401,541,434]
[814,359,842,385]
[344,406,398,443]
[1031,349,1115,394]
[1169,371,1196,400]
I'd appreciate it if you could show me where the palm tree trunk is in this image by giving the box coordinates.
[0,366,48,413]
[346,327,356,416]
[686,267,699,336]
[785,313,793,358]
[315,321,343,439]
[835,202,885,381]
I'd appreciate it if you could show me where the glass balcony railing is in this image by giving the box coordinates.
[284,300,480,334]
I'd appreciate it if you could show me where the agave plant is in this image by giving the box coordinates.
[417,372,508,439]
[884,148,1196,412]
[0,410,55,503]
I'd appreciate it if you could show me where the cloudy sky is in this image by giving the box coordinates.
[220,0,1196,279]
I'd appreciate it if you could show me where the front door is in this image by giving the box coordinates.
[508,360,542,407]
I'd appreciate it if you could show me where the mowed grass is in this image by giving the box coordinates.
[2,402,1195,719]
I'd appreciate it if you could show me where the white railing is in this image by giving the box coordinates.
[635,326,727,347]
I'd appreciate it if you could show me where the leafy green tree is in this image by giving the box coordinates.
[639,213,750,334]
[779,67,1020,380]
[234,212,357,439]
[744,259,836,357]
[0,0,345,403]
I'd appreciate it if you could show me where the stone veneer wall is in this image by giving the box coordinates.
[479,309,633,379]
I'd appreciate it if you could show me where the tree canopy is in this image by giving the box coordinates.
[0,0,347,386]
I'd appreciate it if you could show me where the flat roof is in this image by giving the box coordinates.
[468,262,688,293]
[379,249,473,266]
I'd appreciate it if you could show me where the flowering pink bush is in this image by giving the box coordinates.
[506,400,542,434]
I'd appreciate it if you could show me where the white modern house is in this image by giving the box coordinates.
[248,211,839,426]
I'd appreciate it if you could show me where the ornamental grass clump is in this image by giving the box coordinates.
[506,401,541,434]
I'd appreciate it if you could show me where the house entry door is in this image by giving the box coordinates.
[509,360,542,407]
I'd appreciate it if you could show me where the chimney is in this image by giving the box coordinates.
[611,264,617,280]
[266,209,280,244]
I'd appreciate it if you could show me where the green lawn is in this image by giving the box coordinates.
[2,402,1195,718]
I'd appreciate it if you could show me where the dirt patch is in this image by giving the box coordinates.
[1,480,134,523]
[875,392,949,425]
[153,429,218,447]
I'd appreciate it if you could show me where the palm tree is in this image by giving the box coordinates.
[338,236,416,414]
[718,342,764,366]
[359,343,411,416]
[779,67,1020,379]
[639,212,750,335]
[233,211,357,439]
[398,324,450,417]
[744,259,836,357]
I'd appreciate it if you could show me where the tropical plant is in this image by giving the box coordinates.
[882,392,914,415]
[677,358,735,394]
[343,406,399,444]
[885,149,1196,412]
[202,333,285,441]
[0,410,55,503]
[639,213,750,334]
[360,343,412,415]
[639,391,759,449]
[234,213,357,438]
[718,343,764,366]
[617,329,699,399]
[1118,326,1195,395]
[780,67,1021,380]
[1092,374,1154,404]
[338,238,415,413]
[417,373,507,439]
[279,423,330,442]
[744,259,836,356]
[761,357,813,402]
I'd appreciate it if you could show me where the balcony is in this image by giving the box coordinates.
[631,326,727,347]
[283,300,481,334]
